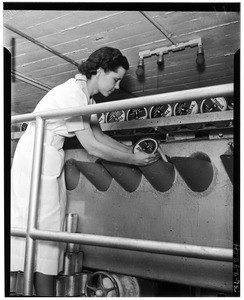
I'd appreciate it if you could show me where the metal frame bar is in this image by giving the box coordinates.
[139,38,202,59]
[11,83,233,124]
[23,117,45,295]
[101,110,234,132]
[4,23,79,67]
[140,11,178,45]
[10,83,234,295]
[12,70,52,92]
[11,228,233,262]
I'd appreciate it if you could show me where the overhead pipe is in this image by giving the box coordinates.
[11,227,233,262]
[140,11,178,45]
[11,83,234,124]
[4,23,79,67]
[12,70,51,91]
[5,23,134,97]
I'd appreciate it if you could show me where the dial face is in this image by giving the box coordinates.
[133,138,158,154]
[149,104,172,118]
[200,97,227,113]
[21,123,28,131]
[126,108,148,121]
[98,113,106,123]
[106,110,126,123]
[173,101,199,116]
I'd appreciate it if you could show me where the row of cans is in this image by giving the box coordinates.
[98,97,233,123]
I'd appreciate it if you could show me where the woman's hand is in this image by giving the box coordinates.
[132,151,161,166]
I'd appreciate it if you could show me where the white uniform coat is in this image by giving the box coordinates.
[11,74,91,275]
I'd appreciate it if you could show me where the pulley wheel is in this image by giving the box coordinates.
[148,104,172,118]
[133,137,158,154]
[126,107,148,121]
[106,111,126,123]
[173,101,199,116]
[200,97,227,113]
[84,271,120,297]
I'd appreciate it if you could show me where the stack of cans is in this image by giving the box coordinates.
[55,213,87,297]
[10,271,25,296]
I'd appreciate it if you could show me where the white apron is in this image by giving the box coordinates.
[11,74,91,275]
[11,125,67,275]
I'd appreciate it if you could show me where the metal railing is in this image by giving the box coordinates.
[11,83,234,295]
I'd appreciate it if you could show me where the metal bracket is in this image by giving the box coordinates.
[138,38,202,59]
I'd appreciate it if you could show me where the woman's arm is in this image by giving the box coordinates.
[90,114,133,153]
[75,127,160,166]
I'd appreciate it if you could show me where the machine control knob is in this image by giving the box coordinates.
[84,271,120,297]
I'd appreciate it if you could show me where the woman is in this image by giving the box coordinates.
[11,47,160,296]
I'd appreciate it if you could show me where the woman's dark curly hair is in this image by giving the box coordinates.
[78,47,129,79]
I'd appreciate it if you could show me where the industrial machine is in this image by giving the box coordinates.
[10,90,235,297]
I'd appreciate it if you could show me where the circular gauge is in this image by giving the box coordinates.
[106,110,126,123]
[126,107,148,121]
[227,97,234,110]
[133,138,158,154]
[149,104,172,118]
[173,101,199,116]
[20,123,28,131]
[98,112,106,123]
[200,97,227,113]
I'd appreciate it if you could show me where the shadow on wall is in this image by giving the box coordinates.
[64,150,227,193]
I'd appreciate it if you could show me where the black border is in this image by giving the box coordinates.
[3,2,241,12]
[4,3,241,296]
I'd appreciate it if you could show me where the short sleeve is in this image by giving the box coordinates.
[65,116,84,132]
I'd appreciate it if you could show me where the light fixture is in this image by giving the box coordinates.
[157,52,164,67]
[136,38,205,77]
[196,44,205,66]
[136,57,144,77]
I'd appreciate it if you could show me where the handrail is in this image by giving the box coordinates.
[10,83,234,295]
[22,117,45,295]
[11,227,233,262]
[11,83,233,124]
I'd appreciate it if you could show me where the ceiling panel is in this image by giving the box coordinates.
[3,7,240,115]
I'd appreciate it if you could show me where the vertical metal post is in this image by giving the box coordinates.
[23,117,45,296]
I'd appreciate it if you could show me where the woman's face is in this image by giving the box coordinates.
[97,66,126,97]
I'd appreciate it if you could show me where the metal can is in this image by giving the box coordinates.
[65,213,79,233]
[133,138,158,154]
[98,112,106,123]
[173,101,199,116]
[200,97,227,113]
[148,104,172,118]
[126,107,148,121]
[106,110,126,123]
